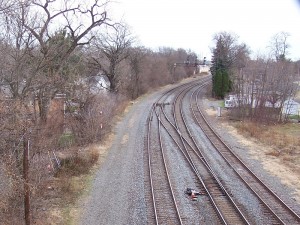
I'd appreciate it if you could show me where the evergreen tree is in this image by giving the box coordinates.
[212,68,230,99]
[211,35,231,99]
[211,32,249,99]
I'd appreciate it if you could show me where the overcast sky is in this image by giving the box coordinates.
[110,0,300,60]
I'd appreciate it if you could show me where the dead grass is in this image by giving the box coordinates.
[30,145,103,225]
[48,135,113,225]
[0,160,27,224]
[55,149,99,177]
[233,122,300,159]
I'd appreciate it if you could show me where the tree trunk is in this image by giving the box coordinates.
[37,90,51,123]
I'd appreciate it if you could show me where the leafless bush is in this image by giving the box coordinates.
[0,157,24,224]
[68,92,127,145]
[56,150,99,177]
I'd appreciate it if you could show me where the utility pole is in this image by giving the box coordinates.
[23,130,30,225]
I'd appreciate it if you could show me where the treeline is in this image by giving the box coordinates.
[0,1,200,224]
[211,31,300,123]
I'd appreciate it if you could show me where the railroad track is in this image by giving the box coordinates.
[145,89,184,225]
[144,75,300,224]
[159,78,250,224]
[189,82,300,224]
[145,76,245,224]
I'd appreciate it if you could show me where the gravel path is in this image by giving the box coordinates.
[79,78,300,224]
[79,90,162,225]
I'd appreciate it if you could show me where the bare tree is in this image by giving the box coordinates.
[231,52,298,123]
[0,0,111,122]
[127,46,147,99]
[212,31,250,70]
[269,31,290,61]
[159,47,190,82]
[89,23,134,92]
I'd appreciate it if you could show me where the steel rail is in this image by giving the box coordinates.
[146,105,183,224]
[145,84,181,224]
[146,104,159,225]
[145,82,195,224]
[192,81,300,224]
[158,78,249,224]
[190,84,285,224]
[168,80,249,224]
[155,108,183,224]
[177,82,250,224]
[158,108,229,224]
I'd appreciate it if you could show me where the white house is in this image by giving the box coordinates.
[88,74,111,94]
[282,99,300,116]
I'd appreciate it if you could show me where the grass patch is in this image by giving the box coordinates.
[59,133,75,148]
[288,114,300,120]
[220,101,225,108]
[266,150,281,157]
[234,122,269,138]
[275,123,300,138]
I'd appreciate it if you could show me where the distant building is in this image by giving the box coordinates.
[88,73,111,94]
[198,65,210,73]
[73,72,111,98]
[224,95,239,108]
[282,99,300,116]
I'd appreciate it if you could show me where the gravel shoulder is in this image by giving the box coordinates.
[79,88,164,225]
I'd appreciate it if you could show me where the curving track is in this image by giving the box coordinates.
[190,82,300,224]
[144,75,300,224]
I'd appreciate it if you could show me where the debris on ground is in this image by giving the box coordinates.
[185,188,203,201]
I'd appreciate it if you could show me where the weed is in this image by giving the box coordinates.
[56,151,99,177]
[266,150,281,157]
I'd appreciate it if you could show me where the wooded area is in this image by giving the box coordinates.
[0,1,200,224]
[211,31,300,123]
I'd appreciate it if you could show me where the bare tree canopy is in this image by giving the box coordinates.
[269,31,290,61]
[212,31,250,69]
[225,31,298,123]
[0,0,112,122]
[89,23,134,91]
[0,0,16,13]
